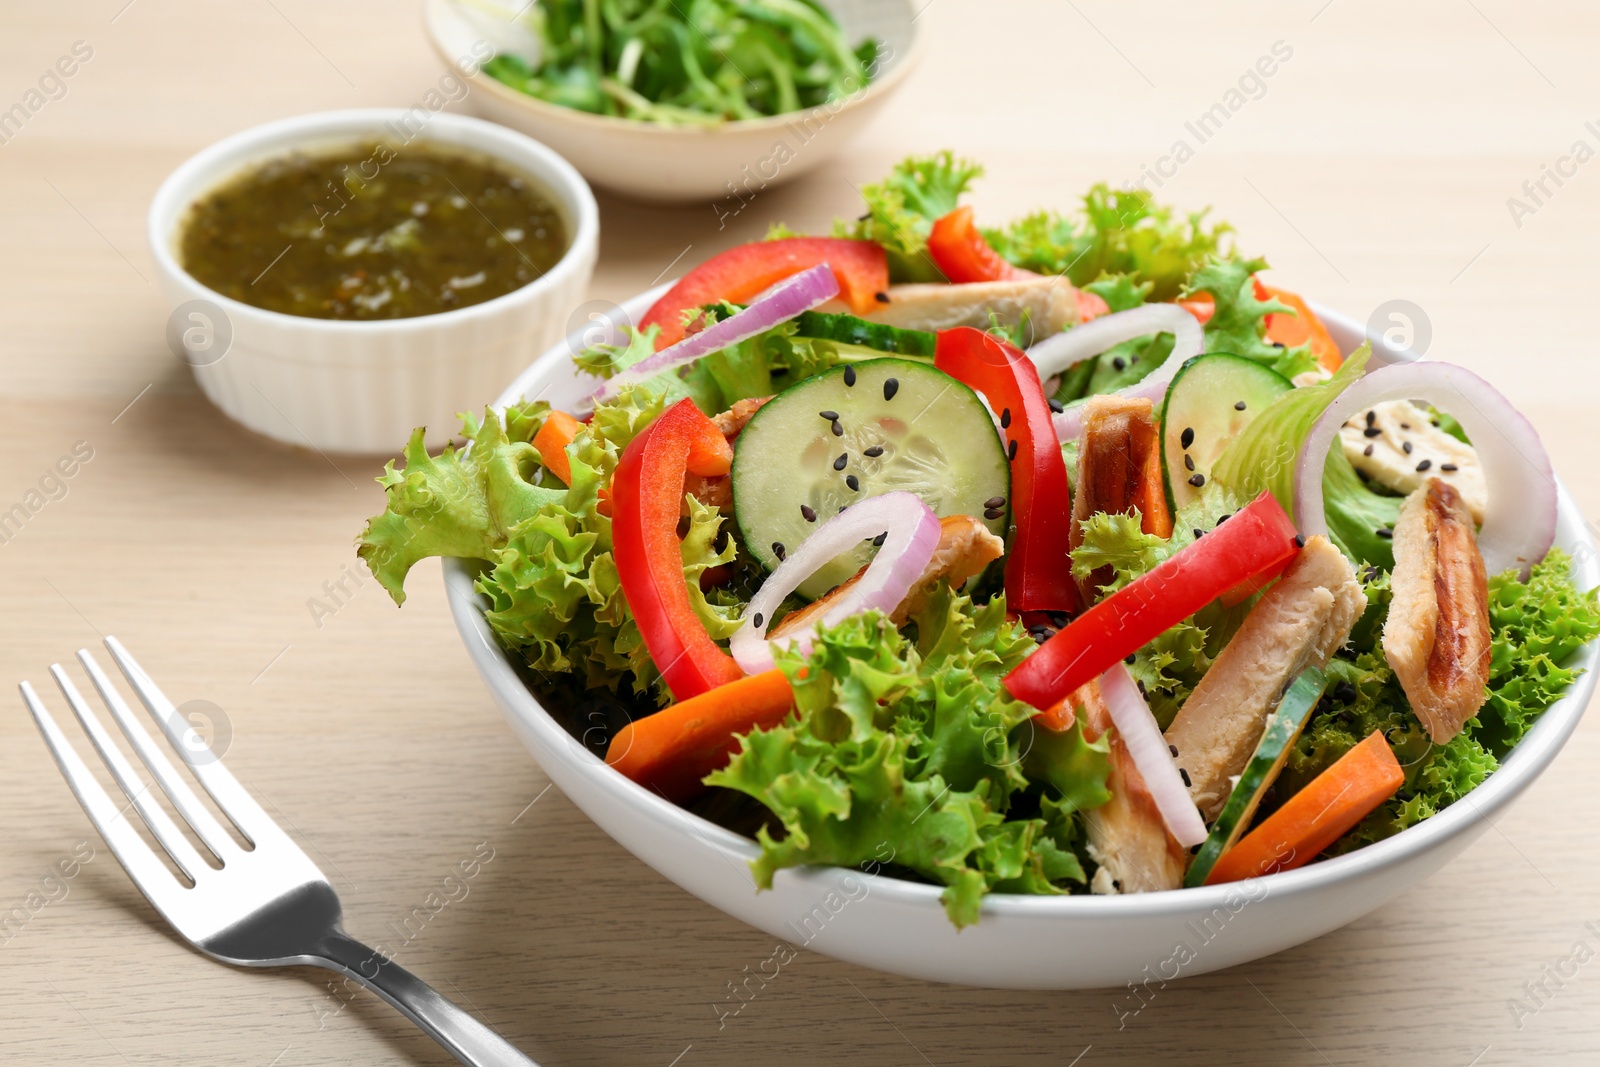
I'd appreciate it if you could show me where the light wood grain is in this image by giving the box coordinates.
[3,1,1600,1064]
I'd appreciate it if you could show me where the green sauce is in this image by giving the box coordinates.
[179,141,568,320]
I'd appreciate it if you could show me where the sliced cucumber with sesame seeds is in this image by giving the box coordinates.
[794,311,937,358]
[731,358,1010,599]
[1159,353,1294,512]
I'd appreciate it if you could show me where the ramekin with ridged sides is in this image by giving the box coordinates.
[148,109,598,454]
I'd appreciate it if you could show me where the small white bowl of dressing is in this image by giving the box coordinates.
[147,109,598,454]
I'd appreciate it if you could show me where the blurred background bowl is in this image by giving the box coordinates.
[423,0,925,203]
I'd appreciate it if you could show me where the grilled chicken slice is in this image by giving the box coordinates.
[819,276,1079,342]
[1068,395,1163,605]
[1072,680,1187,894]
[1384,479,1491,744]
[1340,399,1486,523]
[1164,536,1366,821]
[769,514,1003,638]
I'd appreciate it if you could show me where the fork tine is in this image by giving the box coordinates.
[21,681,185,917]
[103,636,280,846]
[49,664,213,883]
[78,649,239,863]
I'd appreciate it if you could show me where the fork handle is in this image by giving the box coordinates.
[314,930,540,1067]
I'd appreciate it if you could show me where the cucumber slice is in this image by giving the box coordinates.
[1160,354,1294,512]
[1183,666,1329,888]
[731,358,1010,598]
[795,310,937,358]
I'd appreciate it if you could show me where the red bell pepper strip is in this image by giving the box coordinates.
[611,399,742,701]
[639,237,889,350]
[1005,491,1301,710]
[927,206,1036,284]
[606,668,796,801]
[934,327,1077,614]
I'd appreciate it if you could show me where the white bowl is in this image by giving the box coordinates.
[422,0,925,203]
[444,295,1598,988]
[147,109,599,454]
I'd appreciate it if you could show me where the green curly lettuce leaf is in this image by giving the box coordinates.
[984,184,1233,301]
[1183,256,1315,379]
[1282,551,1598,853]
[356,402,563,604]
[835,151,984,282]
[707,587,1110,927]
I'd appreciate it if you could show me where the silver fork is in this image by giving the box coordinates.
[21,637,540,1067]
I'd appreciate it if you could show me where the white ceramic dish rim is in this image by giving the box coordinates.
[444,291,1598,924]
[146,108,600,336]
[422,0,927,139]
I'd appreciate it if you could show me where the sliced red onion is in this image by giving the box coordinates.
[1293,361,1555,577]
[1100,663,1208,849]
[729,491,941,674]
[588,264,840,404]
[1030,304,1204,443]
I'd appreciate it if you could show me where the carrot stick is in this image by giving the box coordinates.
[1136,441,1173,538]
[532,410,583,486]
[1033,686,1084,732]
[605,669,795,801]
[1257,283,1342,372]
[1205,730,1404,885]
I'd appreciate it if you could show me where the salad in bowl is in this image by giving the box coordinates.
[358,153,1598,932]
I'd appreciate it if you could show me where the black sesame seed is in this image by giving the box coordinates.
[1180,427,1195,449]
[818,410,839,421]
[1401,422,1412,430]
[1441,462,1458,472]
[883,378,899,400]
[1184,453,1195,472]
[1334,681,1357,703]
[800,504,817,523]
[1376,526,1394,539]
[1048,398,1065,414]
[984,508,1004,520]
[830,420,844,437]
[1047,611,1071,628]
[846,475,860,492]
[1363,443,1375,457]
[1217,513,1231,524]
[1169,744,1179,758]
[872,531,887,547]
[1363,427,1382,438]
[1294,534,1307,548]
[833,453,848,471]
[874,291,890,304]
[752,612,764,628]
[1112,356,1127,371]
[1363,566,1381,582]
[772,541,787,561]
[843,364,857,387]
[1271,340,1286,349]
[1188,473,1206,488]
[863,445,885,458]
[1008,439,1019,461]
[1416,459,1432,472]
[1402,440,1413,455]
[984,496,1006,509]
[1124,653,1136,665]
[1366,410,1376,427]
[1192,528,1204,539]
[1234,400,1247,411]
[1179,767,1192,787]
[1000,408,1012,429]
[1431,418,1441,427]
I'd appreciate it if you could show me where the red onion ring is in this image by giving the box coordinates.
[1293,361,1556,577]
[588,264,840,405]
[1100,663,1208,849]
[729,491,942,674]
[1027,304,1204,443]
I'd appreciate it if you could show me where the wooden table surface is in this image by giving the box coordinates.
[4,1,1599,1063]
